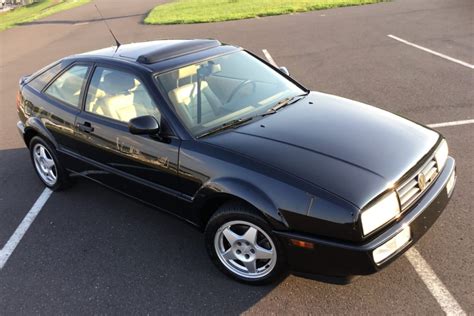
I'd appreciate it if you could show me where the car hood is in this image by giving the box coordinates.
[204,92,439,208]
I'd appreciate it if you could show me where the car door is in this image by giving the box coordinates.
[74,64,182,213]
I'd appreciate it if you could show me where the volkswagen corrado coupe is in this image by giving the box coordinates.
[16,39,456,284]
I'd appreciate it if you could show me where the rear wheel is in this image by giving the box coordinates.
[29,136,70,191]
[205,202,287,284]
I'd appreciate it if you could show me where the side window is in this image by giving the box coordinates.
[44,65,89,108]
[85,67,160,123]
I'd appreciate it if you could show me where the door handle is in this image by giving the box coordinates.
[77,121,94,133]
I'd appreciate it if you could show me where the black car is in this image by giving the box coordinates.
[16,39,456,284]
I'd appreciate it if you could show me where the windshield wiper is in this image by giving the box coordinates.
[198,91,309,138]
[263,92,309,116]
[198,117,253,138]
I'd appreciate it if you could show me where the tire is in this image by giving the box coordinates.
[28,136,70,191]
[204,201,287,284]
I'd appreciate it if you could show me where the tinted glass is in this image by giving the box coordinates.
[29,62,64,91]
[85,67,160,123]
[45,65,89,107]
[156,51,303,137]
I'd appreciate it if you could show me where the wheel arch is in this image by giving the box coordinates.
[23,117,58,148]
[194,177,289,231]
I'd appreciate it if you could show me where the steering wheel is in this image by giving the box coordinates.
[226,80,257,104]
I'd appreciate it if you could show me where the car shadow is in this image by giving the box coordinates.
[0,154,279,314]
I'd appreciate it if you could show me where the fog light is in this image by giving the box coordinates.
[373,227,411,264]
[446,170,456,197]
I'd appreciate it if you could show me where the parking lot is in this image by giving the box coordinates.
[0,0,473,314]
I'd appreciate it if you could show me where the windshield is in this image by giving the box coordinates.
[155,51,305,137]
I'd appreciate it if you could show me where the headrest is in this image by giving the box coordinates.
[176,65,198,79]
[102,72,136,95]
[168,82,208,106]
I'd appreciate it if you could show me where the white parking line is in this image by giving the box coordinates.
[388,35,474,69]
[406,248,466,315]
[427,119,474,128]
[264,47,473,130]
[262,49,278,67]
[0,188,52,270]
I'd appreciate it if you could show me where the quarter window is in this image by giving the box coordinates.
[44,65,89,108]
[29,62,64,91]
[85,67,160,123]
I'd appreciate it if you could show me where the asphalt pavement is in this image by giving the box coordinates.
[0,0,473,314]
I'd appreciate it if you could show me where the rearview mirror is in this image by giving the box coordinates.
[279,66,290,76]
[129,115,160,135]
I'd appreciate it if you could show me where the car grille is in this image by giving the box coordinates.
[397,157,440,211]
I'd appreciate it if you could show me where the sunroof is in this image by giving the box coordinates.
[136,39,221,64]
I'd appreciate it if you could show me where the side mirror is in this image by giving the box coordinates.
[129,115,160,135]
[279,66,290,76]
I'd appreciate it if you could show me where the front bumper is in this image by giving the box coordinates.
[17,121,28,146]
[275,157,456,280]
[17,120,25,136]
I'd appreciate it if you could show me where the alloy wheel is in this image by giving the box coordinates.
[32,143,57,186]
[214,220,277,279]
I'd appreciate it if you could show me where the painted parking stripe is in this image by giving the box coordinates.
[0,188,52,270]
[406,248,466,315]
[388,35,474,69]
[427,119,474,128]
[263,47,473,131]
[262,49,278,67]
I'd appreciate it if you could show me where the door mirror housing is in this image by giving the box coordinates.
[279,66,290,76]
[129,115,160,135]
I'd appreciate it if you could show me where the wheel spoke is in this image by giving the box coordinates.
[222,227,239,245]
[254,245,273,260]
[222,249,235,260]
[47,168,57,180]
[43,157,55,169]
[242,226,258,244]
[39,146,47,159]
[244,260,257,274]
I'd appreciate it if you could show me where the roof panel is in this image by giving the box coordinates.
[75,39,240,72]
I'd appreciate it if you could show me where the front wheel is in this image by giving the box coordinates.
[205,202,287,284]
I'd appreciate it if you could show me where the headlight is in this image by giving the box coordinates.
[435,139,448,172]
[361,192,400,236]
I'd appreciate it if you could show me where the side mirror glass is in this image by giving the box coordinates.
[129,115,160,135]
[279,66,290,76]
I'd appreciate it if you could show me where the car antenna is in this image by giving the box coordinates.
[94,4,121,52]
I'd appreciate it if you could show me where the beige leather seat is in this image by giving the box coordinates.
[133,85,161,121]
[167,65,222,127]
[93,72,136,122]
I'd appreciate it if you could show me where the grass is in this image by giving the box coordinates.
[0,0,91,31]
[144,0,385,25]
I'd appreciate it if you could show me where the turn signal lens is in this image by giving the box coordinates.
[373,226,411,264]
[290,239,314,249]
[446,170,456,197]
